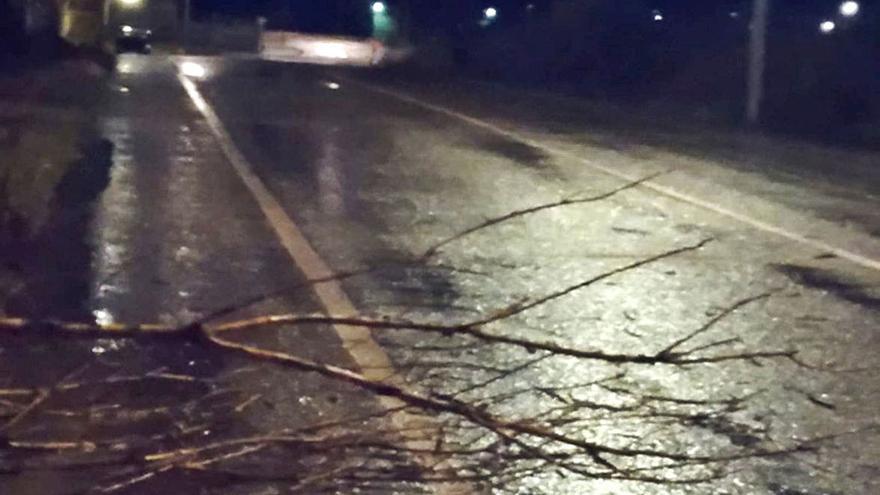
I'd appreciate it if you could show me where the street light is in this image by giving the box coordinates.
[371,1,386,15]
[484,7,498,19]
[820,20,836,33]
[840,1,859,17]
[117,0,143,7]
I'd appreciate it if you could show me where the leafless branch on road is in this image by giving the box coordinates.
[421,172,667,260]
[0,233,842,493]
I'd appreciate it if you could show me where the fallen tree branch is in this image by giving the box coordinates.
[656,292,776,358]
[422,172,667,259]
[0,234,836,492]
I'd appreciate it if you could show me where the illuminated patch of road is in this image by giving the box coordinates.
[177,69,462,494]
[347,79,880,273]
[178,72,395,380]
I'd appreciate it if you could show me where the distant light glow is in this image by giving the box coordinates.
[324,81,341,90]
[371,1,385,14]
[820,20,836,33]
[117,0,142,7]
[840,1,860,17]
[121,25,133,34]
[180,61,207,78]
[313,42,349,60]
[484,7,498,19]
[93,309,115,326]
[729,11,740,19]
[652,9,664,21]
[526,3,535,11]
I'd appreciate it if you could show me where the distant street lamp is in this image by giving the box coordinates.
[820,20,836,33]
[840,1,860,17]
[371,1,396,41]
[484,7,498,19]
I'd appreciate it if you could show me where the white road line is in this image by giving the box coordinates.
[178,74,394,378]
[179,74,391,427]
[178,73,465,494]
[347,79,880,273]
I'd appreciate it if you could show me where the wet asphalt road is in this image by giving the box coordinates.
[4,54,880,494]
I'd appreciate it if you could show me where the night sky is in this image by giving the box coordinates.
[193,0,875,34]
[195,0,863,16]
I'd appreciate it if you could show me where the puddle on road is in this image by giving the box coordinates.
[772,263,880,312]
[471,133,551,170]
[768,482,840,495]
[4,138,114,320]
[370,262,462,313]
[249,122,317,176]
[689,414,764,447]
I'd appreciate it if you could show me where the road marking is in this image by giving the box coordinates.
[347,79,880,273]
[178,74,473,495]
[179,74,395,378]
[178,73,465,494]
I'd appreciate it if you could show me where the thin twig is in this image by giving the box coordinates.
[422,172,667,259]
[468,238,713,326]
[0,388,48,433]
[656,292,775,358]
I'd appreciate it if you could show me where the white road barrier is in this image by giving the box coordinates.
[260,31,385,66]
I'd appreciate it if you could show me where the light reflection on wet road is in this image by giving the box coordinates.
[202,56,880,495]
[190,55,879,494]
[3,54,880,494]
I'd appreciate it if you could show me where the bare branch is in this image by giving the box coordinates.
[0,388,48,433]
[422,172,667,259]
[656,292,775,358]
[0,230,837,492]
[467,238,713,326]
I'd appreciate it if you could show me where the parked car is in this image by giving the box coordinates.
[116,25,152,54]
